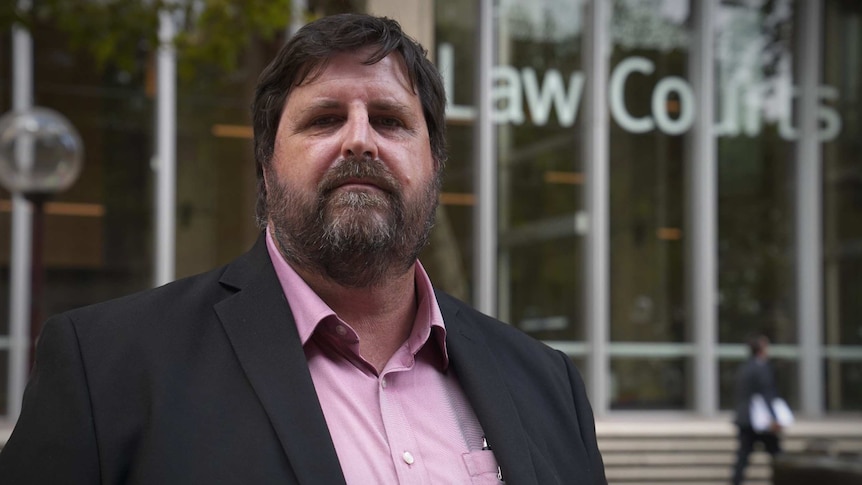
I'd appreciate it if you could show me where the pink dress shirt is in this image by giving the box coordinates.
[266,231,501,484]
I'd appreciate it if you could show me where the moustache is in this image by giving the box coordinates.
[319,156,400,196]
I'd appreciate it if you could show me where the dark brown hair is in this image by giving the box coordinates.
[251,13,447,226]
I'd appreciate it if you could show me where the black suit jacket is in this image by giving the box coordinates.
[0,236,606,484]
[733,357,779,427]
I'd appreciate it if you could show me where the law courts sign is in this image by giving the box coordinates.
[440,43,842,142]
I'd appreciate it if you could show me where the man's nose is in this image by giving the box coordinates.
[341,115,378,160]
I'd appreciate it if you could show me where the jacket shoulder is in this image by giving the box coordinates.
[65,263,232,327]
[64,234,270,328]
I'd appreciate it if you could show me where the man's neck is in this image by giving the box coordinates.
[296,265,419,373]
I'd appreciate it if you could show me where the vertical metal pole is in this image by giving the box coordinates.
[473,0,497,316]
[689,0,718,416]
[7,0,34,420]
[155,7,177,287]
[582,0,610,414]
[289,0,306,37]
[796,0,823,417]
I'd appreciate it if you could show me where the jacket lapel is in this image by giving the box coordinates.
[215,236,346,485]
[439,293,540,485]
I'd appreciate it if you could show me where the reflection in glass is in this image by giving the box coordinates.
[611,357,688,410]
[826,361,862,411]
[420,122,474,302]
[174,41,272,278]
[609,0,690,344]
[494,0,586,341]
[823,0,862,411]
[716,1,797,346]
[509,236,583,341]
[424,0,478,302]
[28,22,154,312]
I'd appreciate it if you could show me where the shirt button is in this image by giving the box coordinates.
[380,378,387,389]
[335,325,347,336]
[402,451,415,465]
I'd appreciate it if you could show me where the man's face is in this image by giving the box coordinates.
[265,48,439,287]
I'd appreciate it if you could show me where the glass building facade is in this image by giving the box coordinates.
[1,0,861,420]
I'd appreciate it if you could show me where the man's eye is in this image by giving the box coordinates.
[375,117,403,128]
[310,116,340,126]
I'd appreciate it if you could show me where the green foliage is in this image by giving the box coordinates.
[2,0,293,79]
[172,0,292,79]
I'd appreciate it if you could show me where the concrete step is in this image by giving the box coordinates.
[595,418,862,484]
[602,451,770,466]
[606,481,770,485]
[606,464,770,481]
[598,437,738,452]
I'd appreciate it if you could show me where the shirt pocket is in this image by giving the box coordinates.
[462,450,503,484]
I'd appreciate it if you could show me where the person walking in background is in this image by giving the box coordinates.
[0,13,606,484]
[731,334,783,484]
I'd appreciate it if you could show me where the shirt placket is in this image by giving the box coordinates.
[378,368,429,485]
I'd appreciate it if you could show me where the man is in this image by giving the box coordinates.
[731,334,783,485]
[0,13,606,484]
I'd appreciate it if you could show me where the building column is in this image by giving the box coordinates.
[796,0,824,417]
[154,6,177,287]
[688,0,718,416]
[583,0,611,414]
[472,0,498,317]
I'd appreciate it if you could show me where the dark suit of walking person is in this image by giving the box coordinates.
[731,335,782,485]
[0,13,606,485]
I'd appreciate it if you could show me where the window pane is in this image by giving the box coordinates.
[29,22,154,313]
[716,1,798,345]
[609,0,691,344]
[823,0,862,412]
[425,0,478,302]
[825,361,862,411]
[174,42,276,278]
[611,357,688,410]
[495,0,587,340]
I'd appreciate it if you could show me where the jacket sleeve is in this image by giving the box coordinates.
[560,350,608,484]
[0,314,101,484]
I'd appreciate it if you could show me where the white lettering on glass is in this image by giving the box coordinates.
[521,67,585,126]
[492,66,525,124]
[440,43,842,141]
[609,56,655,133]
[652,76,694,135]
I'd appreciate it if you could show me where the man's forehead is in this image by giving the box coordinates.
[284,50,418,107]
[297,49,412,88]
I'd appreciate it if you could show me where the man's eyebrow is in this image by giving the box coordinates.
[293,98,418,124]
[367,99,417,118]
[298,99,342,115]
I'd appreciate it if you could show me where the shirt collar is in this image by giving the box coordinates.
[265,228,449,369]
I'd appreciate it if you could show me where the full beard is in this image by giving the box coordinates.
[267,156,439,288]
